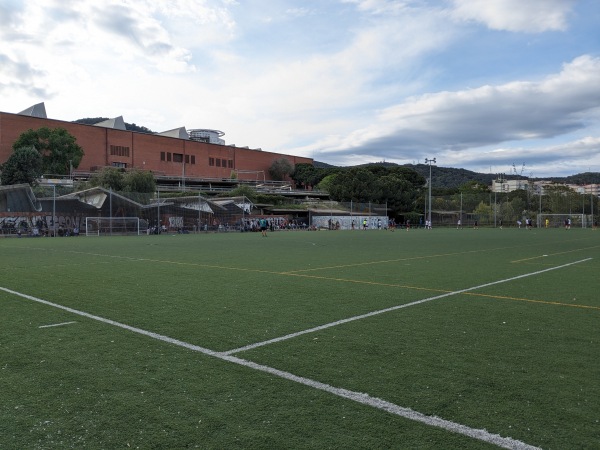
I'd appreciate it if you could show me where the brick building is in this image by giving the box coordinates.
[0,103,312,183]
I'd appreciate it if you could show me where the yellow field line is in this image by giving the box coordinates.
[511,244,600,263]
[7,246,598,311]
[283,272,450,292]
[464,292,600,311]
[282,245,530,274]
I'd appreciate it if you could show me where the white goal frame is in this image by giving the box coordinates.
[232,169,265,182]
[85,217,142,236]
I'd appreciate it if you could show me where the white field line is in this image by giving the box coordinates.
[0,286,542,450]
[39,321,77,328]
[223,258,592,355]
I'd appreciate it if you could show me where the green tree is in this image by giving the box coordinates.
[225,185,258,203]
[459,180,490,192]
[291,163,326,188]
[12,127,84,176]
[544,184,575,214]
[88,167,125,191]
[268,158,294,181]
[388,166,427,188]
[377,174,415,213]
[0,146,43,185]
[328,168,380,202]
[474,201,493,225]
[123,170,156,193]
[315,173,337,193]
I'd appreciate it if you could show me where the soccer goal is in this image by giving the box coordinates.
[85,217,144,236]
[538,213,585,229]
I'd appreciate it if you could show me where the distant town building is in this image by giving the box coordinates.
[492,179,530,193]
[492,178,600,197]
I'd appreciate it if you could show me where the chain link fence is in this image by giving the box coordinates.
[425,191,597,228]
[1,184,597,236]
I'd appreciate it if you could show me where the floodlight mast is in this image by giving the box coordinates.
[425,158,436,225]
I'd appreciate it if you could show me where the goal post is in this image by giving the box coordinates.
[537,213,586,229]
[85,217,144,236]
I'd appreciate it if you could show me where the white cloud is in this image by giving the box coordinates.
[341,0,415,15]
[156,2,457,151]
[305,55,600,172]
[0,0,597,176]
[450,0,577,33]
[444,136,600,172]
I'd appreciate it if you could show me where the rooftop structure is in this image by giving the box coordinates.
[188,129,225,145]
[18,102,47,119]
[94,116,126,130]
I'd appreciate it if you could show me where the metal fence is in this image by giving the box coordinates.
[1,184,597,237]
[425,191,597,228]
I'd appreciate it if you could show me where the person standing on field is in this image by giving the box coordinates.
[259,217,268,237]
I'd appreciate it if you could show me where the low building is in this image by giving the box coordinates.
[0,103,312,183]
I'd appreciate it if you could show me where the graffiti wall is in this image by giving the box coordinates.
[0,213,85,236]
[311,215,390,231]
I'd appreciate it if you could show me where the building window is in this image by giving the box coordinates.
[160,152,165,161]
[209,157,215,166]
[191,155,196,164]
[216,159,221,167]
[221,159,227,167]
[173,153,183,163]
[167,153,172,162]
[185,155,190,164]
[110,145,130,157]
[228,159,233,168]
[112,162,127,168]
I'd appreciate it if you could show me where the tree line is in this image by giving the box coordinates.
[290,163,427,216]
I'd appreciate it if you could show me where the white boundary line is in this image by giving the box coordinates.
[39,321,77,328]
[0,285,542,449]
[223,258,592,355]
[3,259,589,449]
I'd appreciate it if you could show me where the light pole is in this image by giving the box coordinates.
[425,158,436,226]
[52,184,56,237]
[591,184,594,227]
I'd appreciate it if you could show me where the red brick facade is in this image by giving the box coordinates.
[0,111,312,181]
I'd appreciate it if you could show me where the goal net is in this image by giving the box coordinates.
[85,217,145,236]
[538,214,585,229]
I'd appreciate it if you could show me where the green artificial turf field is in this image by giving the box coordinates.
[1,227,599,449]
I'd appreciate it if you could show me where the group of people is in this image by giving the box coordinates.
[15,225,79,237]
[513,218,535,229]
[350,218,386,230]
[241,217,307,233]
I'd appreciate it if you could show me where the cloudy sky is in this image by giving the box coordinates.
[1,0,599,177]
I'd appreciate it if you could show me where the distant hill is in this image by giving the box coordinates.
[402,164,496,188]
[548,172,600,184]
[313,161,337,169]
[314,161,600,189]
[315,161,496,188]
[73,117,154,134]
